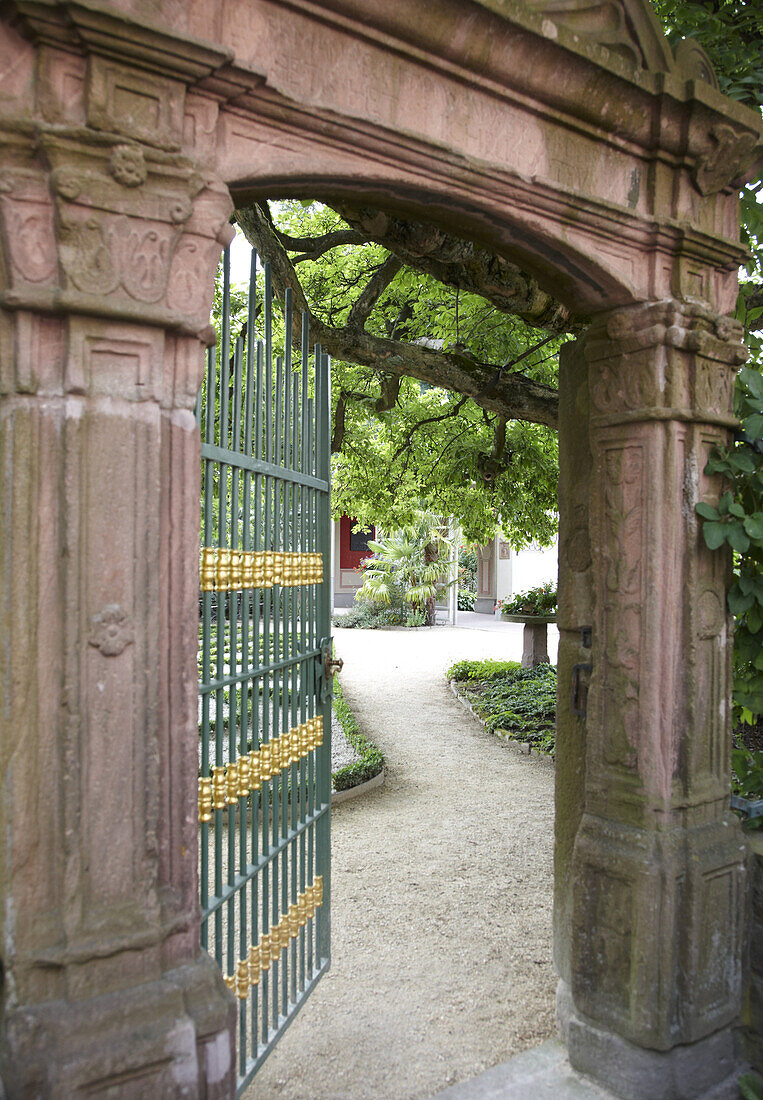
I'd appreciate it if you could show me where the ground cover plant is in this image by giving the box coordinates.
[331,679,385,791]
[448,659,557,755]
[334,605,406,629]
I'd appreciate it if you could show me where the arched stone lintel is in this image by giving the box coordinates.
[0,2,759,1096]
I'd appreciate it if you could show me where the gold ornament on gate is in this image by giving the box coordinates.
[248,750,261,791]
[201,548,217,592]
[217,548,233,589]
[236,958,249,999]
[260,743,272,782]
[198,777,212,823]
[211,766,226,810]
[225,760,239,805]
[237,755,250,798]
[248,943,261,985]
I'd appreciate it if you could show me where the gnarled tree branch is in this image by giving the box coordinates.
[347,254,403,329]
[332,202,578,336]
[235,203,559,428]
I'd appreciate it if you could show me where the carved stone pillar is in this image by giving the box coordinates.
[0,25,236,1094]
[558,301,749,1099]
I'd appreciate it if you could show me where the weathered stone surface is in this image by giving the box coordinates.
[0,35,235,1094]
[0,0,760,1096]
[558,981,741,1100]
[554,336,593,990]
[556,303,750,1097]
[742,835,763,1075]
[521,622,551,668]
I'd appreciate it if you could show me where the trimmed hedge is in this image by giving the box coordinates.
[447,658,521,682]
[332,679,386,791]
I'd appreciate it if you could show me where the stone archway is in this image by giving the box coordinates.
[0,1,760,1096]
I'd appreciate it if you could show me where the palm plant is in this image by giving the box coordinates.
[355,512,454,625]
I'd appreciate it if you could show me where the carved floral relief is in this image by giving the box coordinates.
[597,443,645,770]
[0,174,57,288]
[32,139,234,333]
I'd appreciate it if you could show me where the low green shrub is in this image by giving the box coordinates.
[334,605,406,629]
[457,589,476,611]
[447,658,521,682]
[332,679,385,791]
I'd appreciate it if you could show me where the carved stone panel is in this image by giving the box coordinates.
[14,137,235,336]
[586,300,745,429]
[0,171,57,291]
[87,58,185,150]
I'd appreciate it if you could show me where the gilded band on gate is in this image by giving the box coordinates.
[200,547,323,591]
[223,877,324,998]
[198,716,324,822]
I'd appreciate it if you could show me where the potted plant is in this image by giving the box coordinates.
[500,582,557,622]
[499,582,557,668]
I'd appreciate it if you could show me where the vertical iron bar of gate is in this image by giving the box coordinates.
[315,345,331,966]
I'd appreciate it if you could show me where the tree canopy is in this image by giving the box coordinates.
[235,200,565,545]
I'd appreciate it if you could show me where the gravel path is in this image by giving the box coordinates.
[246,624,556,1100]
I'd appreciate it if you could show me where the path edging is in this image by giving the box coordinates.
[331,769,385,805]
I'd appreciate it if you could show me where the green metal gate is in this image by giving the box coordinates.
[196,246,332,1093]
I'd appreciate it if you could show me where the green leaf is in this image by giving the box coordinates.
[743,413,763,438]
[703,522,728,550]
[743,513,763,540]
[726,523,751,553]
[739,1071,763,1100]
[740,368,763,400]
[695,502,720,521]
[728,450,756,474]
[728,588,755,615]
[718,491,734,515]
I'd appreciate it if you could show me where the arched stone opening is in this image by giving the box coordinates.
[0,0,760,1096]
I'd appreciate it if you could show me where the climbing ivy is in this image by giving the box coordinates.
[696,367,763,723]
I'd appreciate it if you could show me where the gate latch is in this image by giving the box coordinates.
[571,662,593,718]
[325,653,344,679]
[318,638,343,702]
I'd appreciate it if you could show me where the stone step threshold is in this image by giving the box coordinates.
[428,1041,615,1099]
[429,1039,743,1100]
